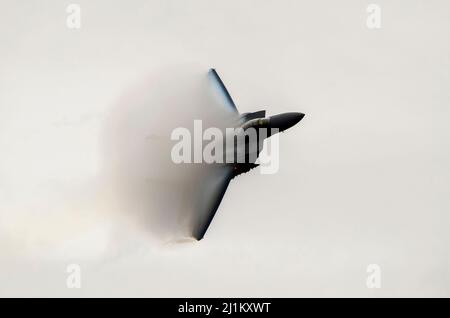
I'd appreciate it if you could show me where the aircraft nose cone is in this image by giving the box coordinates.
[269,112,305,132]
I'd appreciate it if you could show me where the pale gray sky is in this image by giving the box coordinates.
[0,0,450,297]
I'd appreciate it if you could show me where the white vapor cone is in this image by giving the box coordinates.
[0,64,235,266]
[101,64,236,243]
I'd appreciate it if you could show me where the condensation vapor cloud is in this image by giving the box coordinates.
[101,64,237,243]
[0,64,235,267]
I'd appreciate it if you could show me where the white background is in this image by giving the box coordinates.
[0,0,449,296]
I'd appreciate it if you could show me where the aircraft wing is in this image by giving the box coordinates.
[191,164,234,240]
[208,68,239,114]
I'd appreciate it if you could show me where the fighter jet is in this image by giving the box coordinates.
[191,69,305,240]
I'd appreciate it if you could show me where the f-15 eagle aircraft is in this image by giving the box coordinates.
[191,69,305,240]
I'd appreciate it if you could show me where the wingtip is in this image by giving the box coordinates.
[192,232,204,241]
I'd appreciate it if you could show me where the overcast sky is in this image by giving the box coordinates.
[1,0,450,297]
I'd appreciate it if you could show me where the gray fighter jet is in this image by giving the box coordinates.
[191,69,304,240]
